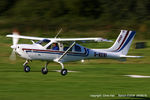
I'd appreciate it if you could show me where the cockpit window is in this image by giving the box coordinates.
[36,39,50,46]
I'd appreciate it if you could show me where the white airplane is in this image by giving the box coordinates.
[6,30,141,76]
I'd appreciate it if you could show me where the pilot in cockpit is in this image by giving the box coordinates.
[52,43,59,50]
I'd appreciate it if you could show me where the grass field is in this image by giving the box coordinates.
[0,36,150,100]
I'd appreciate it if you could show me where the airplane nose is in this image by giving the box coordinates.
[15,46,19,52]
[11,45,16,49]
[10,45,19,50]
[15,46,21,56]
[11,45,19,52]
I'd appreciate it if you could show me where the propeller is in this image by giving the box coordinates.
[10,49,16,60]
[9,31,20,61]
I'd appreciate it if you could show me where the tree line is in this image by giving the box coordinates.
[0,0,150,39]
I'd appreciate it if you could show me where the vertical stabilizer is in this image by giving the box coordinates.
[107,30,136,55]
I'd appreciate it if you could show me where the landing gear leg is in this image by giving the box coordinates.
[23,60,31,72]
[59,62,68,76]
[41,61,49,75]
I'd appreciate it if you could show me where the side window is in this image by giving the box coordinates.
[63,43,72,51]
[75,45,81,52]
[46,44,51,49]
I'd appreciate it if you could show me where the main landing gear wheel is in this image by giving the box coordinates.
[24,66,30,72]
[41,67,48,75]
[61,69,68,76]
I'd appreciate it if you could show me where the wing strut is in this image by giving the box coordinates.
[54,42,76,62]
[55,28,62,38]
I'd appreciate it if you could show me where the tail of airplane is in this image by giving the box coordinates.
[107,30,136,55]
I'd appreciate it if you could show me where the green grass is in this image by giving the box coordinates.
[0,36,150,100]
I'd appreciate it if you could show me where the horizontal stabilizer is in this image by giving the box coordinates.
[120,55,143,58]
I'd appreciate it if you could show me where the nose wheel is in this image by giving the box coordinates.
[24,65,31,72]
[23,60,31,72]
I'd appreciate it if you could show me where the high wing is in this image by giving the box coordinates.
[52,38,112,42]
[6,35,45,40]
[6,34,112,42]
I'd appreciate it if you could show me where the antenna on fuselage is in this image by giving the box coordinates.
[55,28,62,38]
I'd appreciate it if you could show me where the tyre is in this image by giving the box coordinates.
[41,67,48,75]
[24,66,30,72]
[61,69,68,76]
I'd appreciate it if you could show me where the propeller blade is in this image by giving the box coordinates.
[9,49,16,61]
[9,30,20,61]
[12,31,19,46]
